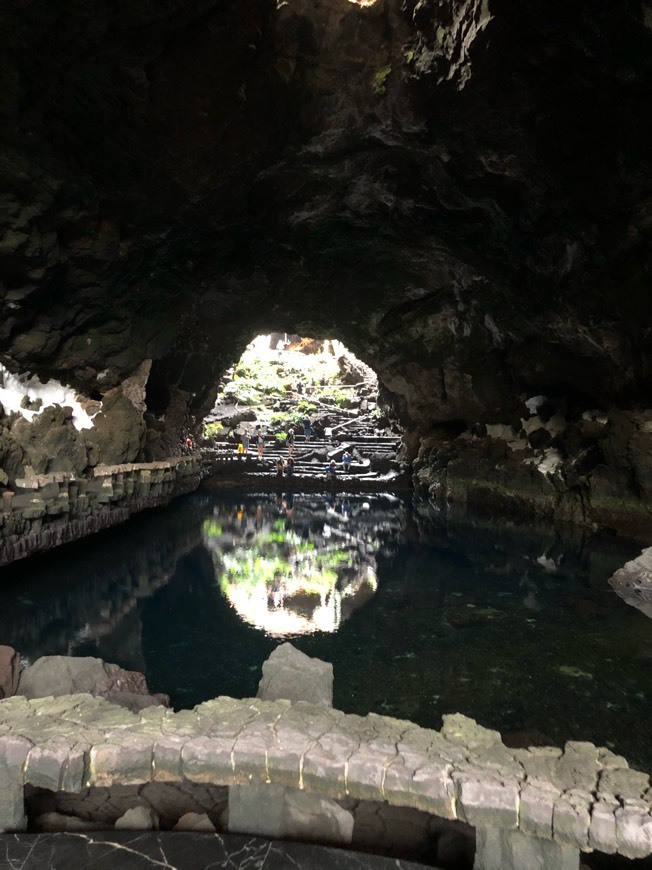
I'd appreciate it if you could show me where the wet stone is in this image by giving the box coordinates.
[589,796,619,854]
[552,790,591,849]
[0,735,32,832]
[384,756,456,818]
[598,766,649,801]
[231,717,278,785]
[615,804,652,859]
[553,741,599,793]
[519,782,559,839]
[182,736,235,785]
[475,826,580,870]
[152,738,184,782]
[24,742,84,792]
[513,748,558,783]
[453,773,520,829]
[90,738,153,787]
[441,714,501,751]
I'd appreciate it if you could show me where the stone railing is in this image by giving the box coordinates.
[0,693,651,868]
[0,456,201,566]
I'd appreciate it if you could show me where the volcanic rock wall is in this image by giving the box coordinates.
[0,0,651,537]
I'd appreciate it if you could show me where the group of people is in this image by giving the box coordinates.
[236,425,266,458]
[236,420,311,459]
[276,456,295,477]
[234,419,354,478]
[325,451,353,478]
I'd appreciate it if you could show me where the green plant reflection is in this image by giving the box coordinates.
[202,495,379,636]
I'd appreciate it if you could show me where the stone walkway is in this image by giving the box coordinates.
[201,430,409,491]
[1,695,651,861]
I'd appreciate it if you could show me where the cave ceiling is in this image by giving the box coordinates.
[1,0,651,430]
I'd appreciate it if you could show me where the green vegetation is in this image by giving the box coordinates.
[203,421,224,439]
[373,65,392,96]
[214,341,354,424]
[218,526,354,598]
[202,519,223,538]
[203,514,358,603]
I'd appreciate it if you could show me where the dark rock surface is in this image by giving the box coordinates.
[1,0,651,535]
[0,832,434,870]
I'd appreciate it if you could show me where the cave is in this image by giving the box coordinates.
[2,0,652,540]
[1,0,652,866]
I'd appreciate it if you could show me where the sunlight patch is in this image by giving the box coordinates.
[0,362,98,430]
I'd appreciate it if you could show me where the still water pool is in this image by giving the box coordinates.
[1,490,650,771]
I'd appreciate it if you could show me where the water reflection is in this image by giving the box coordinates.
[1,491,651,771]
[0,496,207,672]
[202,494,382,636]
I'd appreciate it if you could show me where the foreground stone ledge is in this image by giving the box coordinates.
[0,695,651,860]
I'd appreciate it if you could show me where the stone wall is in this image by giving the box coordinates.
[0,457,200,566]
[0,695,651,864]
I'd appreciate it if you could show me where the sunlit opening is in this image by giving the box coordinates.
[0,362,99,430]
[204,333,385,440]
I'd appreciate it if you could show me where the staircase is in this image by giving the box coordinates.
[200,428,408,491]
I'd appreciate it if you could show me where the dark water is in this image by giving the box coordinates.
[1,490,650,772]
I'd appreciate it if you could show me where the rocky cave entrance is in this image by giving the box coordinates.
[200,332,399,449]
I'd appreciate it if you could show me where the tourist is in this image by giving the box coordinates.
[342,450,352,473]
[326,459,337,479]
[256,426,265,459]
[285,456,294,477]
[286,427,295,454]
[241,428,249,454]
[303,416,312,442]
[276,457,285,477]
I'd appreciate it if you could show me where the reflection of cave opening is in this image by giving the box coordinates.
[204,333,397,441]
[201,494,382,637]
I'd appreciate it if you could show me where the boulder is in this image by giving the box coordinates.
[173,812,216,832]
[0,432,25,484]
[257,642,333,707]
[16,655,168,709]
[10,406,88,476]
[85,390,146,465]
[0,645,20,699]
[115,806,159,830]
[608,547,652,618]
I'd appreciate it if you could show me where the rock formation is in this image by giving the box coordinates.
[15,654,170,712]
[1,0,651,536]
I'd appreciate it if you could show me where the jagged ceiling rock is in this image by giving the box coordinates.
[0,0,651,496]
